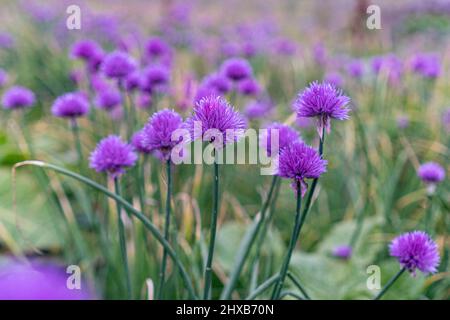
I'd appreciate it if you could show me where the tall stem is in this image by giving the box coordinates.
[203,153,219,299]
[374,268,406,300]
[114,177,132,299]
[158,158,172,299]
[71,118,83,168]
[271,180,302,299]
[424,195,433,233]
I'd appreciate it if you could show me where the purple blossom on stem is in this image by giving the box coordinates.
[2,86,35,110]
[131,130,152,154]
[101,51,137,79]
[89,135,137,178]
[347,60,364,78]
[70,39,103,62]
[51,92,89,118]
[389,231,440,275]
[410,53,441,78]
[221,58,252,82]
[293,81,350,137]
[140,64,170,93]
[95,87,121,111]
[277,140,327,196]
[417,162,445,193]
[332,245,353,260]
[260,123,300,157]
[238,78,262,96]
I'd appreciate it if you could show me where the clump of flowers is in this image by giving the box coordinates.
[1,86,35,110]
[51,92,89,118]
[293,81,350,137]
[389,231,440,275]
[277,140,327,196]
[89,135,137,178]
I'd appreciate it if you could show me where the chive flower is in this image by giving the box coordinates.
[70,39,103,62]
[2,86,35,110]
[101,51,137,79]
[277,140,327,196]
[389,231,440,275]
[293,81,350,137]
[238,78,261,96]
[89,135,137,177]
[140,64,170,93]
[410,53,441,78]
[332,245,352,260]
[260,123,300,157]
[221,57,252,82]
[417,162,445,194]
[51,92,89,118]
[95,87,121,110]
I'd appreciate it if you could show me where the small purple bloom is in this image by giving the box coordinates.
[221,58,252,82]
[0,260,91,300]
[140,64,170,93]
[371,54,403,84]
[324,72,343,87]
[294,81,351,137]
[277,140,327,196]
[70,39,103,62]
[52,92,89,118]
[313,43,326,66]
[124,70,141,91]
[131,130,152,154]
[410,53,441,78]
[185,95,247,147]
[95,87,121,110]
[0,68,8,87]
[244,100,273,120]
[238,78,262,96]
[202,72,231,94]
[332,245,353,260]
[260,123,300,157]
[273,38,298,56]
[417,162,445,185]
[89,135,137,178]
[141,109,185,159]
[145,37,172,59]
[101,51,137,80]
[136,93,152,109]
[389,231,440,275]
[347,60,364,78]
[396,115,409,129]
[2,86,36,110]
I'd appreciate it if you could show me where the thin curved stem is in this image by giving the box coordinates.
[157,159,172,299]
[203,156,219,299]
[287,272,310,300]
[12,161,198,299]
[246,273,279,300]
[114,177,132,299]
[71,119,83,168]
[374,268,406,300]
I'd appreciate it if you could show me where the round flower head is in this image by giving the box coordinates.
[141,109,185,159]
[389,231,440,275]
[186,95,247,147]
[101,51,137,79]
[244,100,273,120]
[51,92,89,118]
[324,72,343,87]
[95,87,121,110]
[277,140,327,196]
[0,68,8,87]
[140,64,170,93]
[145,37,172,59]
[260,123,300,157]
[410,53,441,78]
[294,81,350,137]
[89,135,137,178]
[202,72,231,94]
[417,162,445,194]
[2,86,35,110]
[238,78,261,96]
[371,54,403,84]
[221,57,252,82]
[124,71,141,91]
[131,130,152,154]
[332,245,352,260]
[70,39,103,61]
[347,60,364,78]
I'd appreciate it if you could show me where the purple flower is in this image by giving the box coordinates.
[313,43,326,66]
[185,95,246,146]
[70,39,103,62]
[347,60,364,78]
[244,100,273,120]
[52,92,89,118]
[238,78,261,96]
[332,245,352,260]
[417,162,445,185]
[260,123,300,157]
[273,38,298,56]
[95,87,121,110]
[324,72,343,87]
[389,231,440,275]
[277,140,327,196]
[202,72,231,94]
[136,93,152,109]
[131,130,152,154]
[410,53,441,78]
[0,32,14,49]
[2,86,36,110]
[294,81,350,137]
[0,260,91,300]
[141,109,185,159]
[221,58,252,82]
[140,64,170,93]
[124,71,141,91]
[101,51,137,80]
[396,115,409,129]
[145,37,172,60]
[0,68,8,87]
[371,54,403,84]
[89,135,137,177]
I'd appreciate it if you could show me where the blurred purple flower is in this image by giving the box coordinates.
[260,123,300,157]
[89,135,137,178]
[371,54,403,84]
[417,162,445,185]
[145,37,172,61]
[95,87,121,110]
[70,39,103,62]
[293,81,350,137]
[131,130,152,154]
[140,64,170,93]
[221,58,252,82]
[244,100,273,120]
[347,60,364,78]
[101,51,137,80]
[324,72,343,87]
[277,140,327,196]
[124,70,141,92]
[273,38,298,56]
[0,32,14,49]
[410,53,441,78]
[396,115,410,129]
[52,92,89,118]
[2,86,35,110]
[313,43,326,66]
[0,68,8,87]
[332,245,353,260]
[238,78,262,97]
[389,231,440,275]
[0,260,91,300]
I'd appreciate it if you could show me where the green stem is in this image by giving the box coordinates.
[424,195,433,233]
[220,175,279,300]
[246,273,279,300]
[13,161,198,299]
[71,119,83,168]
[114,177,132,299]
[271,180,302,299]
[203,157,220,300]
[157,159,172,299]
[374,268,406,300]
[287,272,310,299]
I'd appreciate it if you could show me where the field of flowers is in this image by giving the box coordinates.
[0,0,448,300]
